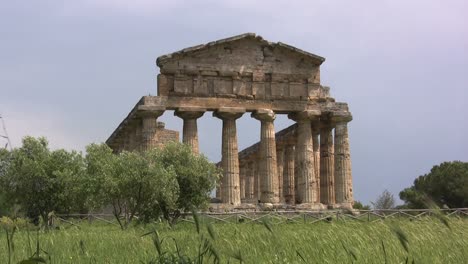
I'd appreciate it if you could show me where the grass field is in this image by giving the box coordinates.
[1,216,467,263]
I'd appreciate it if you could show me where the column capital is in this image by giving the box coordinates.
[251,109,275,122]
[288,110,321,122]
[137,106,165,119]
[174,108,205,120]
[213,107,245,120]
[330,112,353,123]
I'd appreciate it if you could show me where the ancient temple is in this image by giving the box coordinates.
[106,33,354,210]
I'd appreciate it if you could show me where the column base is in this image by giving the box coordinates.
[295,203,327,210]
[331,202,353,210]
[208,203,257,212]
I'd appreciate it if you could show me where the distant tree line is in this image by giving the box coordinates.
[0,137,220,229]
[354,161,468,210]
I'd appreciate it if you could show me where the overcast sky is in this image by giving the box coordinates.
[1,0,467,204]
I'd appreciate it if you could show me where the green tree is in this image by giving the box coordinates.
[353,200,371,210]
[372,189,395,209]
[0,148,11,216]
[399,161,468,208]
[84,144,179,229]
[0,137,86,226]
[154,142,220,220]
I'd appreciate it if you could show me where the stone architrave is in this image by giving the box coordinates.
[141,110,165,151]
[320,123,335,206]
[174,107,205,154]
[283,143,295,204]
[288,110,321,207]
[213,107,245,206]
[252,109,279,204]
[276,148,284,203]
[333,113,353,209]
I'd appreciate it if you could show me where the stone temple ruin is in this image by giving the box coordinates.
[106,33,354,210]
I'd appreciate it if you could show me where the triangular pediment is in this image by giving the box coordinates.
[156,33,329,100]
[156,33,325,70]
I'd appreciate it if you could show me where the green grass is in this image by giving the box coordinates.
[1,217,467,263]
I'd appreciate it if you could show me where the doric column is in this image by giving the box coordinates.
[215,163,222,200]
[276,148,284,203]
[239,163,246,201]
[141,110,165,151]
[253,157,260,201]
[213,108,245,206]
[288,110,321,206]
[252,109,279,204]
[333,113,353,208]
[174,108,205,154]
[283,142,295,204]
[320,122,335,206]
[245,161,255,201]
[312,125,320,203]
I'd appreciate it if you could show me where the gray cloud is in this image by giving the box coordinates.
[1,0,467,204]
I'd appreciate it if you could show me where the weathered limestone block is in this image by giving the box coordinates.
[252,109,279,204]
[288,110,321,206]
[194,75,209,95]
[214,78,233,95]
[289,82,307,99]
[157,74,171,96]
[213,108,245,205]
[174,108,205,154]
[174,77,193,94]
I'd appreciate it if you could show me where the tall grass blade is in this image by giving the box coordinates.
[381,240,387,264]
[192,210,201,234]
[296,250,307,262]
[389,224,409,253]
[261,218,273,234]
[207,223,217,240]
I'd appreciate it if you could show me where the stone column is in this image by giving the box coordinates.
[253,157,260,201]
[141,110,165,151]
[283,142,295,204]
[276,148,284,203]
[312,126,320,203]
[252,109,279,204]
[333,113,353,209]
[213,108,245,206]
[239,163,246,201]
[245,161,255,201]
[215,163,222,200]
[320,123,335,206]
[288,110,321,207]
[174,108,205,154]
